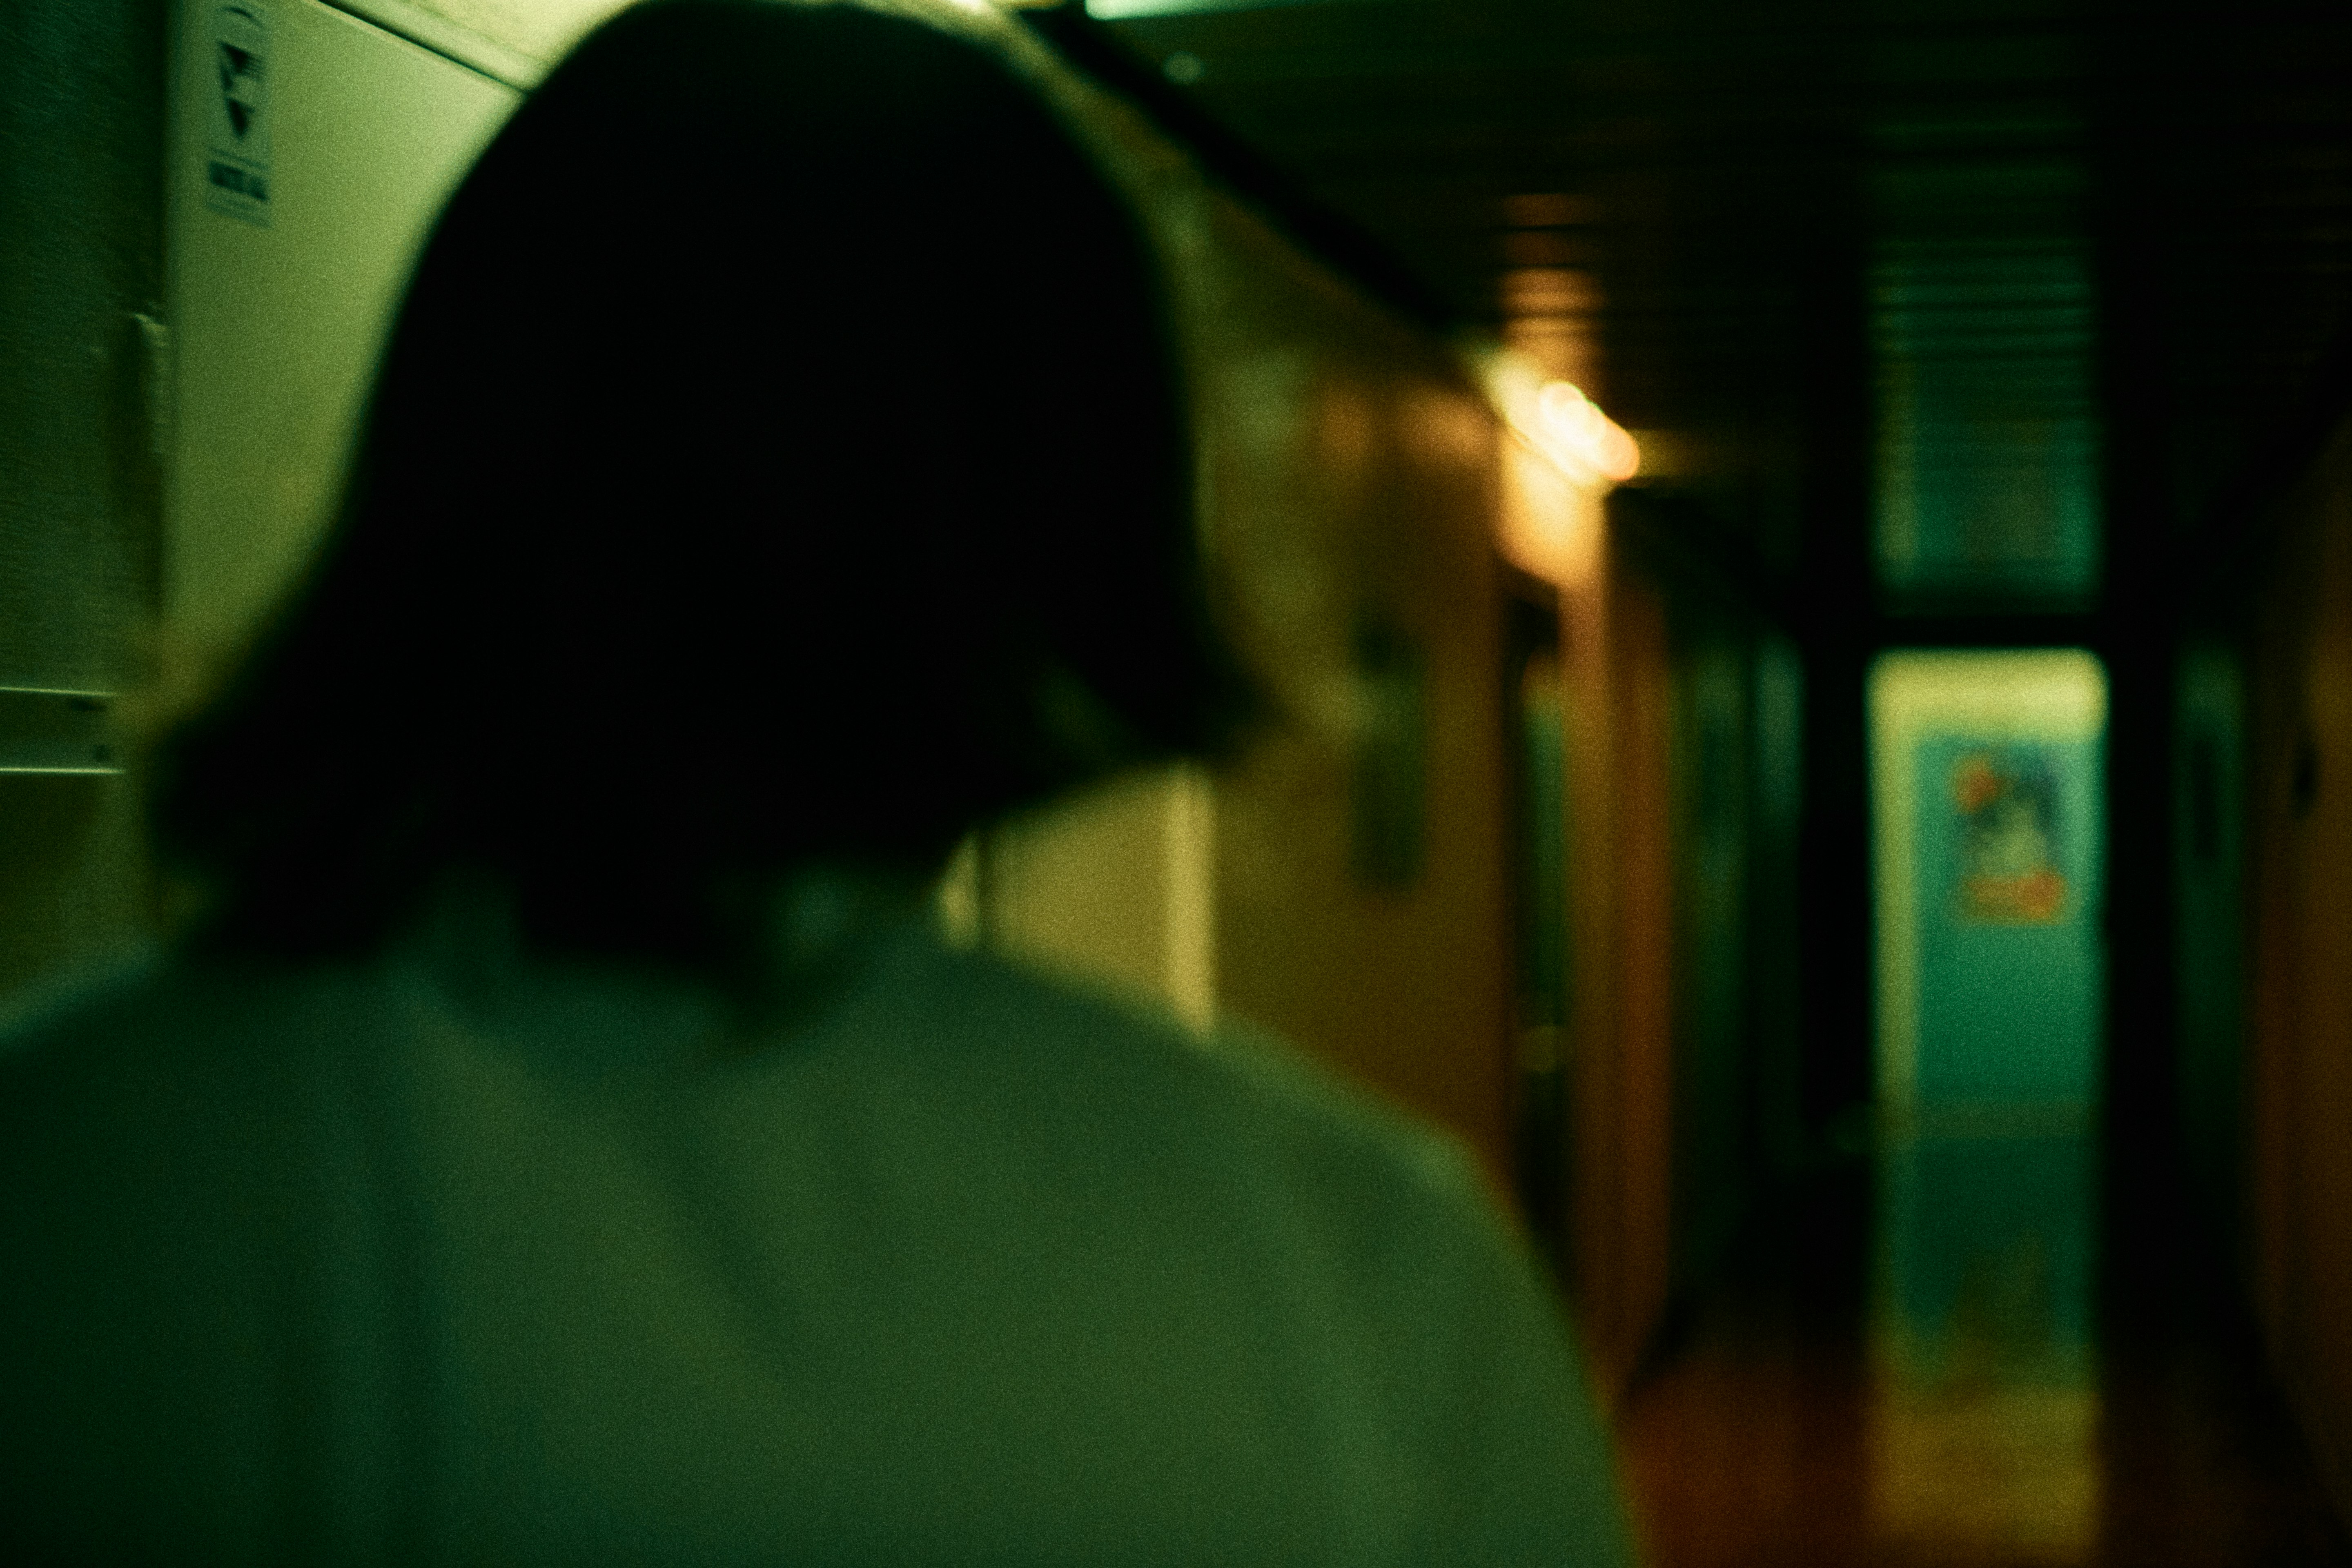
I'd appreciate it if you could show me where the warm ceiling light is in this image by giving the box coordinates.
[1535,380,1640,483]
[1474,349,1640,491]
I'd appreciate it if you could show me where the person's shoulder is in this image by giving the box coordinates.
[0,947,388,1143]
[1194,1013,1494,1214]
[891,929,1496,1225]
[0,944,176,1087]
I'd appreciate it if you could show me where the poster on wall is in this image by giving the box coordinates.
[1869,649,2107,1118]
[1950,746,2068,925]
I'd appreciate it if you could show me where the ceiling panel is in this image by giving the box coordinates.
[1044,0,2352,601]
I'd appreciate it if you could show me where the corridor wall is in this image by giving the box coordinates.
[983,140,1771,1405]
[971,23,1519,1202]
[1657,551,1776,1315]
[0,0,530,1011]
[2174,641,2245,1266]
[0,0,168,1002]
[2246,401,2352,1520]
[163,0,520,679]
[1560,547,1676,1394]
[1515,487,1782,1399]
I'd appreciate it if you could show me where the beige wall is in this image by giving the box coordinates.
[1195,224,1515,1198]
[967,766,1216,1033]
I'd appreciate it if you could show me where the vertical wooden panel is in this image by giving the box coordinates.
[2294,429,2352,1488]
[1610,566,1680,1386]
[1560,528,1686,1396]
[1561,540,1625,1371]
[2247,508,2307,1363]
[2247,413,2352,1515]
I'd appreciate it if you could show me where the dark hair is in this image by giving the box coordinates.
[158,0,1248,967]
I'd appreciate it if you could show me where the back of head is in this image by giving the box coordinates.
[161,0,1245,968]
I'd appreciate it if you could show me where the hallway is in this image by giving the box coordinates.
[1622,1143,2351,1568]
[8,0,2352,1559]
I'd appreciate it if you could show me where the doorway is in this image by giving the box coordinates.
[1869,649,2107,1124]
[1864,648,2109,1558]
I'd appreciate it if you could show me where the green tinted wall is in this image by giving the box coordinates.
[1911,731,2103,1106]
[1872,651,2107,1119]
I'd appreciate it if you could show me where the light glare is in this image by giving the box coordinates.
[1474,350,1641,493]
[1536,381,1641,482]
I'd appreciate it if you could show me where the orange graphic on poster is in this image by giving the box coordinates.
[1952,748,2068,925]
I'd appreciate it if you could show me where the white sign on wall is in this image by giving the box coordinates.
[205,4,272,225]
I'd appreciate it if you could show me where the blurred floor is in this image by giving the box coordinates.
[1617,1133,2352,1568]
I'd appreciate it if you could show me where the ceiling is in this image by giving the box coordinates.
[1030,0,2352,608]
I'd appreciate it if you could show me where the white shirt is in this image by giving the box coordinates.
[0,901,1631,1566]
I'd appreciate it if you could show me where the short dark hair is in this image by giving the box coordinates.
[158,0,1250,967]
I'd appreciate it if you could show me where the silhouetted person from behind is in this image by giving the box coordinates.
[0,2,1631,1562]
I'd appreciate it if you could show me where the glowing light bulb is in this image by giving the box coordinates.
[1535,380,1640,482]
